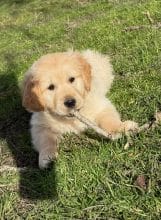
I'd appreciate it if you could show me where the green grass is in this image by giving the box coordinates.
[0,0,161,219]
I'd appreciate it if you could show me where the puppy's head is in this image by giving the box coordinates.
[22,52,91,115]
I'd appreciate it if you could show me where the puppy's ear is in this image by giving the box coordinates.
[79,57,91,91]
[22,74,45,112]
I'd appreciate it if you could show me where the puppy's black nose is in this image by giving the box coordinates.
[64,98,76,108]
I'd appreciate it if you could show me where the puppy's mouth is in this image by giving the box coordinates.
[47,97,83,118]
[47,107,82,118]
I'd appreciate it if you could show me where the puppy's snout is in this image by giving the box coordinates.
[64,98,76,108]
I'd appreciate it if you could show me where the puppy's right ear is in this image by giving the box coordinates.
[22,73,45,112]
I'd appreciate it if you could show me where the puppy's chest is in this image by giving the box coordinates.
[50,116,87,134]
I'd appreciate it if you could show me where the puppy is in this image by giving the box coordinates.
[22,50,138,169]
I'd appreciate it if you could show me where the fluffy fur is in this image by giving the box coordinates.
[22,50,138,169]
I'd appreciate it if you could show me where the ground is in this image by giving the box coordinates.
[0,0,161,219]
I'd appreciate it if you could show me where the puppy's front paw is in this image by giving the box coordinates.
[39,151,58,169]
[122,120,138,134]
[110,133,122,140]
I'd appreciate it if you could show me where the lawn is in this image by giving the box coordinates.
[0,0,161,219]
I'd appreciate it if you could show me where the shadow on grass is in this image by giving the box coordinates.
[0,0,29,5]
[0,53,57,200]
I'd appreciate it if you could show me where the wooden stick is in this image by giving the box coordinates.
[71,110,113,139]
[71,111,161,149]
[124,22,161,31]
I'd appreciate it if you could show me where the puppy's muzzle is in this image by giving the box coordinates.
[64,97,76,108]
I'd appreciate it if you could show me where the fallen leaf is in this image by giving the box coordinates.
[134,175,147,190]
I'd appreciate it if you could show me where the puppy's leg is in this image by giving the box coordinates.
[31,126,58,169]
[95,105,138,139]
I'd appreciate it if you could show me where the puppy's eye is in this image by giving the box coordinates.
[69,77,75,83]
[48,84,55,90]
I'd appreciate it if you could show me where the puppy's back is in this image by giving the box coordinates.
[82,50,114,96]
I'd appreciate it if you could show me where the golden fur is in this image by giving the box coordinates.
[22,50,138,168]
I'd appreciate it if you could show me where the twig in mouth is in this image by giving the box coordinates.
[71,110,161,149]
[71,110,113,139]
[124,22,161,31]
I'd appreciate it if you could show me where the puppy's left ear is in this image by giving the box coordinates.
[79,57,91,91]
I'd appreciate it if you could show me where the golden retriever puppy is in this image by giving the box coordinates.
[22,50,138,169]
